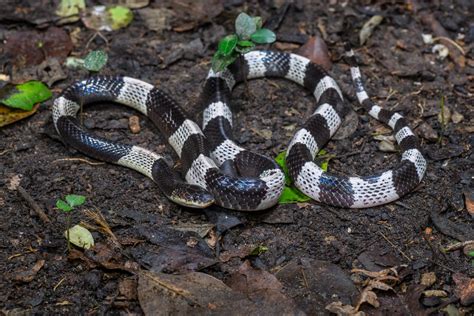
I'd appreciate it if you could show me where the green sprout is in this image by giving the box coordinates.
[211,12,276,73]
[250,245,269,256]
[56,194,86,250]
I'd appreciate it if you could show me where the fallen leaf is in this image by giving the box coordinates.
[11,259,45,283]
[0,104,40,127]
[357,289,379,309]
[137,269,302,315]
[171,222,215,238]
[0,81,51,111]
[5,27,73,68]
[56,0,86,24]
[65,224,95,250]
[276,258,358,314]
[453,273,474,306]
[325,301,364,316]
[170,0,223,31]
[297,35,332,71]
[138,8,173,33]
[219,245,254,262]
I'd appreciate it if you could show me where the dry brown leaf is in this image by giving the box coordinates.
[325,301,365,316]
[0,104,40,127]
[297,35,332,71]
[357,289,379,308]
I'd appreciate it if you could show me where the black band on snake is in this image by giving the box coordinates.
[52,47,427,211]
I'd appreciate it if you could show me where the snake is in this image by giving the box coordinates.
[52,46,427,211]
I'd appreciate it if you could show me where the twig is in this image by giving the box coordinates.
[0,149,11,156]
[433,36,465,55]
[443,240,474,252]
[53,276,66,291]
[82,209,121,248]
[52,158,105,166]
[378,231,412,261]
[17,186,51,224]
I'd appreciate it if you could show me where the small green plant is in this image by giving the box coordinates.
[250,245,269,256]
[56,194,86,250]
[212,12,276,72]
[65,50,108,72]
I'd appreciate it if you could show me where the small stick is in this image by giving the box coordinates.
[17,186,51,224]
[378,231,412,262]
[52,158,105,166]
[443,240,474,252]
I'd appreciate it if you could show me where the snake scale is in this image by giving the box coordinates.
[52,46,427,211]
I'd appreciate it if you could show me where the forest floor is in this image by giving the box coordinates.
[0,0,473,315]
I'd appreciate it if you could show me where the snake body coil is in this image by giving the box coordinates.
[52,48,427,211]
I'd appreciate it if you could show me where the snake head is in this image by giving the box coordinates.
[169,184,215,208]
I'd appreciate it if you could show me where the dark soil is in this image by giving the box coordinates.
[1,0,473,315]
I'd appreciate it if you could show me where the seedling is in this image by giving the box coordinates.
[56,194,86,250]
[211,12,276,73]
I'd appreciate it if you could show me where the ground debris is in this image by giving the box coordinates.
[453,273,474,306]
[137,268,303,315]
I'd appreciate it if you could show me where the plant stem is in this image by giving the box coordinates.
[66,214,71,251]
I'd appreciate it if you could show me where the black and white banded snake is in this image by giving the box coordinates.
[52,46,427,211]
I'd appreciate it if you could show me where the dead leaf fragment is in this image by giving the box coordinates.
[360,15,384,45]
[137,269,301,315]
[451,111,464,123]
[420,272,437,287]
[325,301,365,316]
[297,35,332,71]
[11,259,45,283]
[5,27,73,68]
[139,8,173,33]
[453,273,474,306]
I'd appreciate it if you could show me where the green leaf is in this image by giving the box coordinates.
[237,40,255,47]
[211,52,238,73]
[84,50,108,72]
[0,81,52,111]
[65,224,95,249]
[218,34,238,56]
[56,199,73,212]
[235,12,257,40]
[108,5,133,30]
[274,151,290,185]
[65,194,86,208]
[250,28,276,44]
[274,151,311,204]
[250,245,268,256]
[279,186,311,204]
[468,250,474,257]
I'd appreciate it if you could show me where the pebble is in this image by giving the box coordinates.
[129,115,141,134]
